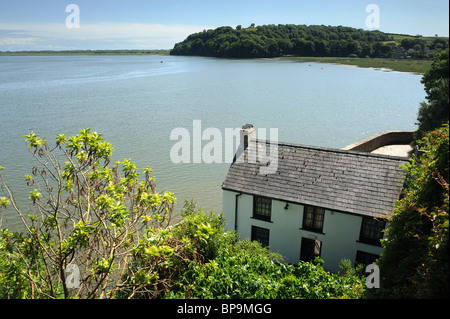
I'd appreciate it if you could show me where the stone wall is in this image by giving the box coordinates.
[342,131,414,152]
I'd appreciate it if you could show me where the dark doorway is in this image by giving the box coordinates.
[300,237,322,262]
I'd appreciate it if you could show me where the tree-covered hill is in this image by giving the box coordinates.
[170,24,448,59]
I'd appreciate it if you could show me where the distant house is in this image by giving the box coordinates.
[221,125,409,273]
[393,51,408,59]
[393,47,408,59]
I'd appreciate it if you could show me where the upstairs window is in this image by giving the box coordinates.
[302,205,325,233]
[359,216,386,246]
[253,196,272,222]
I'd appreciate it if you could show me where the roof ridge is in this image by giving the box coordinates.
[252,138,409,161]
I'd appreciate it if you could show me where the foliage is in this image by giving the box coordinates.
[396,35,449,55]
[339,258,365,278]
[1,131,365,299]
[415,48,449,140]
[0,129,176,299]
[373,124,449,298]
[166,239,365,299]
[171,24,448,59]
[117,201,230,298]
[164,205,365,299]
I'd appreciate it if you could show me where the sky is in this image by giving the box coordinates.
[0,0,449,51]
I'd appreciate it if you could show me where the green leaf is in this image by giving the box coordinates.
[144,245,160,257]
[64,178,74,192]
[23,131,45,148]
[92,257,115,275]
[29,189,42,203]
[0,197,10,208]
[55,133,67,145]
[75,151,88,163]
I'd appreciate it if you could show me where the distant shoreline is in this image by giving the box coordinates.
[0,50,431,74]
[275,56,431,74]
[0,49,171,56]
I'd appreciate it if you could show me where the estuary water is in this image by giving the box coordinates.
[0,55,425,229]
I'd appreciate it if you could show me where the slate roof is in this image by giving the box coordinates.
[221,140,408,218]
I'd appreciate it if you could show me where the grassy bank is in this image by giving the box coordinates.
[278,56,432,74]
[0,49,171,56]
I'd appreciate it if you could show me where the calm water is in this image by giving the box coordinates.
[0,55,425,229]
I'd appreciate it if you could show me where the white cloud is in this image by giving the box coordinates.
[0,22,214,50]
[0,37,40,46]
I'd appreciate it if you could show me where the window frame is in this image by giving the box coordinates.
[355,250,379,267]
[251,225,270,247]
[252,196,272,222]
[359,216,386,246]
[302,205,325,233]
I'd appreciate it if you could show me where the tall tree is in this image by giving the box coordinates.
[415,48,449,140]
[170,24,397,58]
[0,129,177,298]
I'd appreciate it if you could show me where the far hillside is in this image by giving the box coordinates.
[170,24,449,59]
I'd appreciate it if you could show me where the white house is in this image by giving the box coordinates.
[221,125,408,273]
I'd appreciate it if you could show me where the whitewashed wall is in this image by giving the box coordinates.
[222,189,384,273]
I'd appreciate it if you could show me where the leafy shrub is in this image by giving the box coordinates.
[374,123,449,298]
[0,129,176,299]
[1,131,366,299]
[165,210,365,299]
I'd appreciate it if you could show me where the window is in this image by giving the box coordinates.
[302,205,325,233]
[300,237,322,262]
[359,216,386,246]
[355,250,379,267]
[253,196,272,222]
[251,226,270,247]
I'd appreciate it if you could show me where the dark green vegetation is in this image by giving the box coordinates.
[0,131,365,299]
[389,33,449,55]
[372,49,449,298]
[165,205,365,299]
[415,49,449,137]
[0,49,170,56]
[373,124,449,298]
[171,24,448,59]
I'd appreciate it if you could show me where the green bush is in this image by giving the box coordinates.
[165,207,365,299]
[1,131,366,299]
[374,124,449,298]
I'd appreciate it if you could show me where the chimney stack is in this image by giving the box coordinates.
[240,124,255,149]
